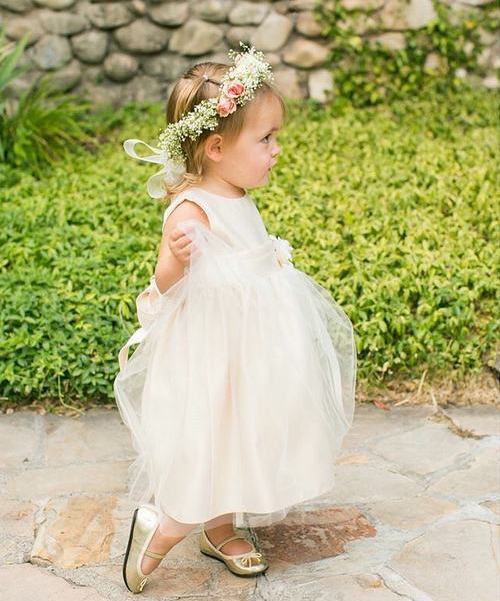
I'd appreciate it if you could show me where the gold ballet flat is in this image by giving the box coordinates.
[199,528,269,577]
[122,504,167,594]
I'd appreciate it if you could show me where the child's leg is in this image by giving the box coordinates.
[141,513,198,575]
[203,513,253,555]
[158,513,199,537]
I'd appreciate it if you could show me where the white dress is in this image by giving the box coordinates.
[114,186,357,528]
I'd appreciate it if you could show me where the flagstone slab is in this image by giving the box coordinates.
[390,519,500,601]
[258,571,410,600]
[368,422,475,475]
[204,566,257,599]
[0,412,39,468]
[0,496,37,538]
[327,464,423,504]
[366,494,458,530]
[253,506,376,565]
[43,408,135,465]
[342,404,434,450]
[153,564,215,597]
[0,563,109,601]
[481,499,500,515]
[31,495,118,568]
[427,446,499,500]
[336,452,372,466]
[6,460,130,499]
[90,562,217,599]
[446,405,500,437]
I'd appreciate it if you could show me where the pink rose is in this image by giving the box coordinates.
[224,81,245,99]
[217,95,237,117]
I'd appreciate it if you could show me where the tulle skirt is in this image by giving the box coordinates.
[114,219,357,529]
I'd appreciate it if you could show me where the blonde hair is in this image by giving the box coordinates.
[162,61,287,205]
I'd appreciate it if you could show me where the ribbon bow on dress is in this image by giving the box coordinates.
[123,139,186,198]
[117,274,164,370]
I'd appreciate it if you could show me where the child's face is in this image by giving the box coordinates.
[205,92,283,192]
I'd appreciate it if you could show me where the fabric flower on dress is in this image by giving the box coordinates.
[269,235,293,267]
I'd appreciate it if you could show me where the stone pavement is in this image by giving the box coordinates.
[0,403,498,601]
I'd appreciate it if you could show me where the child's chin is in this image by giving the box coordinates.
[250,176,269,188]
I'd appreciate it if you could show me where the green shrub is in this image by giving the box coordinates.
[0,85,497,406]
[0,29,28,161]
[0,28,93,175]
[316,0,499,107]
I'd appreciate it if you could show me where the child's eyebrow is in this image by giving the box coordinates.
[262,126,281,135]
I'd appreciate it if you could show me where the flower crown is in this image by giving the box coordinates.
[123,42,274,198]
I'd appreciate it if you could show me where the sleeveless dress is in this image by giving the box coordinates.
[114,186,357,529]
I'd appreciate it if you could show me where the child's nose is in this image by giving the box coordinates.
[272,143,280,157]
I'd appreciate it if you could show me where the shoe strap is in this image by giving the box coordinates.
[213,533,252,552]
[144,549,166,559]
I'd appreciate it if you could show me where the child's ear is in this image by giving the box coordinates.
[204,133,224,163]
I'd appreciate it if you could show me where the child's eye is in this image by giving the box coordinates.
[262,134,271,143]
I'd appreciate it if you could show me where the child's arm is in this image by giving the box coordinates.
[154,200,210,294]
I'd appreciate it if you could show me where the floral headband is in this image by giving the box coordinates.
[123,42,274,199]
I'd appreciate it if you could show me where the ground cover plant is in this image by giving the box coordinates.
[0,81,497,411]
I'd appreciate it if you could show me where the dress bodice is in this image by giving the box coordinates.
[162,186,270,249]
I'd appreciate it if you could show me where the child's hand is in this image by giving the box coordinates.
[168,226,194,266]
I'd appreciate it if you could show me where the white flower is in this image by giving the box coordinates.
[269,234,293,267]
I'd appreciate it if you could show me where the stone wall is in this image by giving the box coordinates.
[1,0,497,106]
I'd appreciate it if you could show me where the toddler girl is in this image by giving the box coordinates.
[114,44,356,594]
